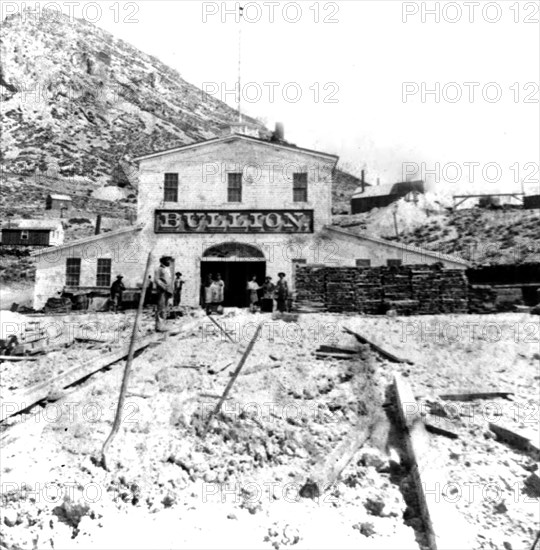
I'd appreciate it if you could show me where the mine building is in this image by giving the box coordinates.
[45,194,72,211]
[351,180,425,214]
[1,220,64,247]
[32,126,468,310]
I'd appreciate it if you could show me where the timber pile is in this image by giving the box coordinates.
[468,285,497,313]
[296,263,473,316]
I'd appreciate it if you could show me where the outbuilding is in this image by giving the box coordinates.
[46,194,72,211]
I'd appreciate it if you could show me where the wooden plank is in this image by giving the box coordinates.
[440,392,514,401]
[343,327,413,364]
[206,314,236,343]
[424,414,459,439]
[489,423,540,459]
[203,323,262,434]
[0,355,38,362]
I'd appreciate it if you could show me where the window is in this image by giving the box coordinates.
[386,259,402,267]
[228,173,242,202]
[164,173,178,202]
[20,230,29,240]
[66,258,81,286]
[96,258,112,287]
[293,173,308,202]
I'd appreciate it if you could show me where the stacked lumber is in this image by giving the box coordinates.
[440,269,469,313]
[325,268,357,313]
[468,285,497,313]
[410,265,442,315]
[355,267,383,314]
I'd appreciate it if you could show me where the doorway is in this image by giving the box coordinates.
[201,261,266,307]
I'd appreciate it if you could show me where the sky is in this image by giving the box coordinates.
[4,1,540,191]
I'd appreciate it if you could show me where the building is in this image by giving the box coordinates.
[46,194,72,211]
[351,180,424,214]
[1,220,64,247]
[31,128,467,310]
[524,194,540,210]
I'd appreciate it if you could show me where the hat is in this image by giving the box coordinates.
[278,272,285,277]
[175,272,182,276]
[116,275,123,279]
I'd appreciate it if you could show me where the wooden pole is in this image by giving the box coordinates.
[101,252,152,470]
[206,313,236,343]
[203,322,262,435]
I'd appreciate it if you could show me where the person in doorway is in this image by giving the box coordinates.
[173,272,184,307]
[276,272,289,313]
[204,274,213,314]
[110,275,125,313]
[261,276,275,313]
[155,257,173,331]
[247,275,261,313]
[211,273,225,313]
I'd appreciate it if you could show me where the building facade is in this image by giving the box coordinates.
[32,132,468,310]
[1,220,64,247]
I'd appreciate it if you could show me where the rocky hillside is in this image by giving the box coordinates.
[0,9,263,186]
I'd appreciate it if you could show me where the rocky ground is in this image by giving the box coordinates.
[0,309,538,549]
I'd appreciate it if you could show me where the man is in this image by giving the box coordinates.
[247,275,261,313]
[210,273,225,314]
[144,275,154,307]
[110,275,125,313]
[173,272,184,307]
[261,276,275,313]
[155,257,173,331]
[276,272,289,313]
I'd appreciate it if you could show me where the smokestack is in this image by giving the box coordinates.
[274,122,284,142]
[361,169,365,193]
[95,214,102,235]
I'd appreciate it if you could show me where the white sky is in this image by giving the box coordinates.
[5,1,540,191]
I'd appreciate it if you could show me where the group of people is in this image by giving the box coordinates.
[202,273,225,314]
[247,273,289,313]
[109,256,184,333]
[110,258,290,330]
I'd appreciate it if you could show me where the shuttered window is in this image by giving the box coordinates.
[228,173,242,202]
[293,173,308,202]
[66,258,81,286]
[96,258,112,287]
[164,173,178,202]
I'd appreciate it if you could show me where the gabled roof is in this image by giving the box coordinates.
[2,219,63,231]
[324,225,470,267]
[133,134,339,163]
[31,225,143,256]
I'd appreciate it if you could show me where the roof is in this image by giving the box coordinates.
[133,134,339,163]
[31,225,142,256]
[48,194,72,201]
[323,225,470,267]
[2,219,63,231]
[353,180,424,199]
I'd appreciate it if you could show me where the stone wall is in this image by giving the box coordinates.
[295,263,472,315]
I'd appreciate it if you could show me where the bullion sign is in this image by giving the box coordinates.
[154,210,314,233]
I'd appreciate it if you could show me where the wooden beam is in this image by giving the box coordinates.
[440,392,514,401]
[203,323,262,434]
[343,327,413,364]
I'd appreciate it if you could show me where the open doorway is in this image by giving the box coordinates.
[200,261,266,307]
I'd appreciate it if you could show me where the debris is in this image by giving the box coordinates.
[525,469,540,496]
[343,327,413,364]
[0,354,38,362]
[315,351,358,360]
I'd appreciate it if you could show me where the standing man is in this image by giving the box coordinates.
[110,275,125,313]
[173,272,184,307]
[247,275,261,313]
[211,273,225,314]
[155,256,173,332]
[261,276,275,313]
[144,275,154,308]
[276,272,289,313]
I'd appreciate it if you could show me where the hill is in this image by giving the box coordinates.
[0,9,264,186]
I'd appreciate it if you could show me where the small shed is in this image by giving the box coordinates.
[351,180,424,214]
[46,194,72,211]
[524,195,540,210]
[1,220,64,247]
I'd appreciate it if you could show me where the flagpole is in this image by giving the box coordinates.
[238,5,243,122]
